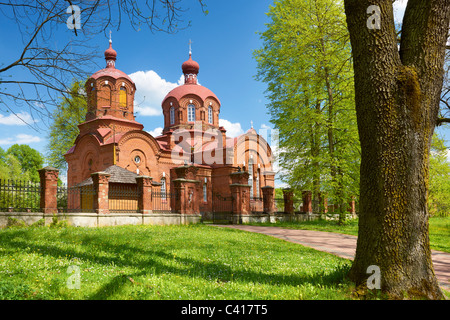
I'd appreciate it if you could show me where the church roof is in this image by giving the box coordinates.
[162,51,220,104]
[89,39,134,84]
[73,165,161,187]
[163,84,220,104]
[90,67,134,83]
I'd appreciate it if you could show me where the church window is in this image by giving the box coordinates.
[248,158,253,197]
[119,87,127,108]
[203,183,207,202]
[134,156,141,164]
[170,107,175,125]
[161,177,167,200]
[100,85,111,107]
[208,106,213,124]
[188,104,195,122]
[256,169,260,198]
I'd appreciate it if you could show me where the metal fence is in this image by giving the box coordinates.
[250,196,263,212]
[57,185,96,213]
[152,190,177,212]
[109,184,140,213]
[0,179,41,212]
[274,197,285,212]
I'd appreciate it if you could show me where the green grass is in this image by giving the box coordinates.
[246,216,450,253]
[0,224,353,300]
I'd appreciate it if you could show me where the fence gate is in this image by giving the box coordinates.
[211,193,234,224]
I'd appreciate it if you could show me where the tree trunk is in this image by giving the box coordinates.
[344,0,449,299]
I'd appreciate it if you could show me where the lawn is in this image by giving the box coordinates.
[247,216,450,253]
[0,223,353,300]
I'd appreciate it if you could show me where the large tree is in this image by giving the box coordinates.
[254,0,360,219]
[46,80,87,171]
[343,0,449,299]
[6,144,44,182]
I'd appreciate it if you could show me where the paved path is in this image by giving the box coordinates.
[213,225,450,292]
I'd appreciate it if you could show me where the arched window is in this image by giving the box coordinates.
[203,183,207,202]
[89,87,96,108]
[119,87,127,108]
[248,158,253,197]
[100,85,111,107]
[161,177,166,200]
[188,104,195,122]
[256,169,260,198]
[208,106,213,124]
[170,107,175,125]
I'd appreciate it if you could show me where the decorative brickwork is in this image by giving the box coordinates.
[91,172,111,214]
[38,167,59,214]
[136,176,152,214]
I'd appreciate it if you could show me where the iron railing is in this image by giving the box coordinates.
[152,190,177,212]
[0,179,41,212]
[109,184,140,213]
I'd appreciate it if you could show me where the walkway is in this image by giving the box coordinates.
[214,225,450,292]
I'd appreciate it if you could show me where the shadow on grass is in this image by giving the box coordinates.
[0,227,351,299]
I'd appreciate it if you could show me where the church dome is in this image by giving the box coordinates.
[163,52,220,104]
[88,39,134,83]
[163,84,220,104]
[104,40,117,62]
[181,54,199,75]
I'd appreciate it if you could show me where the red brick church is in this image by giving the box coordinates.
[64,39,276,217]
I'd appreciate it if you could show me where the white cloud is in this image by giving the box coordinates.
[0,134,42,146]
[219,119,244,138]
[0,111,38,126]
[129,70,181,117]
[147,127,163,137]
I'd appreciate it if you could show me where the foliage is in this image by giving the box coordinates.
[428,133,450,217]
[254,0,360,221]
[46,80,88,171]
[6,144,44,182]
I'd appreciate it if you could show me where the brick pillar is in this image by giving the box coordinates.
[230,171,251,221]
[282,188,294,214]
[38,167,59,214]
[348,196,356,216]
[262,186,274,214]
[91,172,110,214]
[173,165,200,215]
[302,191,312,214]
[136,176,152,214]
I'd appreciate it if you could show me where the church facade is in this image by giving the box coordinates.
[64,40,276,217]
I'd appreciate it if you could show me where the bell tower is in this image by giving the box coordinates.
[84,38,137,122]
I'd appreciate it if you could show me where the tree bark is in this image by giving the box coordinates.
[344,0,449,299]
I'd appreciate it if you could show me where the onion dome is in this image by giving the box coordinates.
[182,53,200,75]
[105,39,117,68]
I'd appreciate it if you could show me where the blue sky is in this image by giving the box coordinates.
[0,0,275,158]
